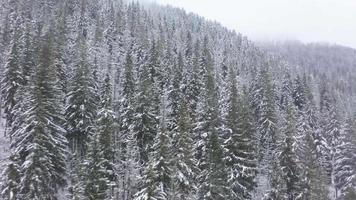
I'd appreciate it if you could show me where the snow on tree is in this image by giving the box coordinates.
[6,32,67,199]
[276,101,302,199]
[295,79,330,200]
[83,130,110,200]
[135,97,172,200]
[65,34,98,157]
[194,36,231,200]
[1,154,20,200]
[133,41,161,166]
[171,96,198,200]
[224,67,257,199]
[334,116,356,198]
[118,46,140,200]
[95,71,117,197]
[1,23,23,131]
[254,65,279,198]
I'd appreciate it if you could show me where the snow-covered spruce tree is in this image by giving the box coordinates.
[278,70,293,111]
[302,75,323,157]
[257,66,278,154]
[165,50,198,200]
[167,52,183,135]
[206,124,231,200]
[318,81,334,179]
[133,41,160,166]
[1,154,20,200]
[65,34,98,157]
[217,46,230,123]
[133,162,159,200]
[10,32,67,199]
[52,5,70,101]
[171,97,198,200]
[118,46,141,200]
[91,14,104,84]
[195,36,230,200]
[334,116,356,198]
[135,111,172,200]
[294,81,330,200]
[66,158,86,200]
[1,23,23,131]
[65,16,99,198]
[296,127,330,200]
[96,71,117,196]
[248,66,262,122]
[324,101,342,197]
[224,67,257,200]
[19,18,35,87]
[83,129,110,200]
[186,39,202,122]
[292,74,307,111]
[276,101,302,199]
[1,38,30,200]
[254,65,279,197]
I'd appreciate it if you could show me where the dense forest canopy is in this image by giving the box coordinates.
[0,0,355,200]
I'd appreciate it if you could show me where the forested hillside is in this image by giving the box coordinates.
[0,0,355,200]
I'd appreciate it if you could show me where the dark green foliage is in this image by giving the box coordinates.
[225,68,257,199]
[6,32,68,199]
[133,54,159,165]
[1,154,20,200]
[65,36,98,157]
[277,103,301,199]
[172,98,198,200]
[84,134,109,200]
[1,29,23,129]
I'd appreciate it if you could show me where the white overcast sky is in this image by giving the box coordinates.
[141,0,356,48]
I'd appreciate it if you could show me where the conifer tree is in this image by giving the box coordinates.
[296,120,330,200]
[135,110,172,200]
[224,67,257,199]
[186,39,202,121]
[195,36,230,200]
[96,71,117,193]
[133,42,160,165]
[65,30,99,199]
[19,19,35,86]
[10,32,67,199]
[255,66,279,197]
[206,128,231,200]
[65,35,98,157]
[292,75,307,111]
[279,70,293,111]
[294,77,330,200]
[258,67,278,156]
[119,48,139,200]
[325,103,342,197]
[167,53,183,134]
[1,26,23,130]
[1,154,20,200]
[171,98,198,200]
[52,6,69,100]
[277,102,301,199]
[334,116,356,197]
[84,133,109,200]
[134,163,160,200]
